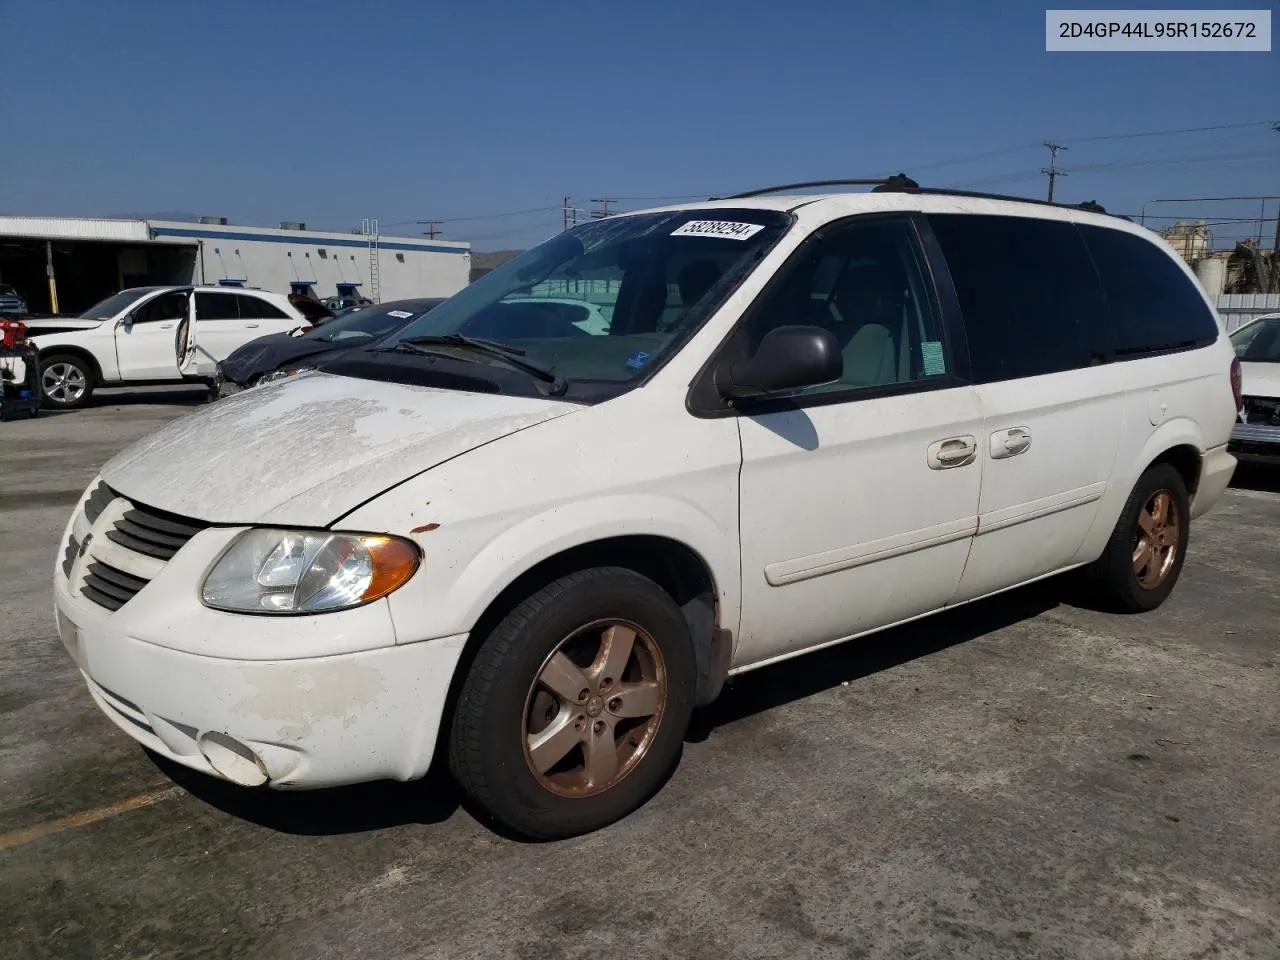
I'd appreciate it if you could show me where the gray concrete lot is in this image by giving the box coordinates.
[1,390,1278,960]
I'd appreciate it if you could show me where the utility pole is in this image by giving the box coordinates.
[416,220,443,239]
[589,197,617,220]
[563,197,575,232]
[1042,142,1068,203]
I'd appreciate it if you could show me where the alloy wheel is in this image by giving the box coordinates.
[522,619,667,798]
[1133,489,1181,589]
[42,363,86,404]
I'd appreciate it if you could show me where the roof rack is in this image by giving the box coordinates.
[714,175,1124,219]
[878,183,1115,216]
[717,174,920,200]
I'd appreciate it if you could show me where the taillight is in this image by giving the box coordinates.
[1230,357,1243,412]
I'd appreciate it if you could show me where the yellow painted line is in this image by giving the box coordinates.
[0,786,184,852]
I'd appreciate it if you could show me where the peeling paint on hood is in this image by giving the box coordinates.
[100,372,578,525]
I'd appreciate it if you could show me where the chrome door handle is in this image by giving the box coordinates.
[927,436,977,470]
[159,322,175,329]
[245,323,260,329]
[990,427,1032,459]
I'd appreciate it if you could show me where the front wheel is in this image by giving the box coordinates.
[40,354,95,410]
[1085,463,1190,613]
[448,567,696,840]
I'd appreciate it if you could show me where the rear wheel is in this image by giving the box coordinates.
[1085,463,1190,612]
[40,354,94,410]
[448,567,696,840]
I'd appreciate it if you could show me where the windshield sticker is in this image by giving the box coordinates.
[625,350,651,371]
[387,310,414,319]
[921,340,946,376]
[671,220,765,241]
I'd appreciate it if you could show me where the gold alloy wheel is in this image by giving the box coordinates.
[1132,489,1181,589]
[522,619,667,798]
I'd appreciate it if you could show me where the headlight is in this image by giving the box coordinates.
[256,367,312,386]
[201,529,420,614]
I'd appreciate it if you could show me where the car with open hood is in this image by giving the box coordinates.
[1228,312,1280,465]
[53,181,1239,840]
[215,297,445,394]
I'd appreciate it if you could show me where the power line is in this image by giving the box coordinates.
[1071,150,1279,172]
[382,205,560,228]
[1058,119,1275,144]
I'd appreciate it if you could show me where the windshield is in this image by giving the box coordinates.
[1231,316,1280,363]
[78,288,154,320]
[306,301,440,343]
[371,208,792,395]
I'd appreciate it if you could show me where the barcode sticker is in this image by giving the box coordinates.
[671,220,765,240]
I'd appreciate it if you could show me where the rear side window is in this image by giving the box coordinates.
[928,214,1110,383]
[236,295,289,320]
[1078,225,1219,357]
[195,292,239,320]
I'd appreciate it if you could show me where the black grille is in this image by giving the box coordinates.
[83,482,115,524]
[61,535,78,578]
[1242,396,1280,427]
[105,501,208,561]
[81,560,150,612]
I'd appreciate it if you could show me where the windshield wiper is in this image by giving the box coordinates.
[376,334,567,395]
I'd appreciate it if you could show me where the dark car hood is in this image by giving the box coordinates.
[218,332,339,384]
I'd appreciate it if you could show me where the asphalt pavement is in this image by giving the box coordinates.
[1,390,1278,960]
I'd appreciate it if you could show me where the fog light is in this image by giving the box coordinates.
[198,731,269,786]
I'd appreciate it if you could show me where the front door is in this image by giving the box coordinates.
[113,289,190,380]
[729,215,984,667]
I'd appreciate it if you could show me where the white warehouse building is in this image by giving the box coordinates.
[0,215,471,316]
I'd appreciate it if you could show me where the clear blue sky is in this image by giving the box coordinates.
[1,0,1276,249]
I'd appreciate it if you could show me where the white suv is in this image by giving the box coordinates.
[27,285,305,409]
[53,182,1240,839]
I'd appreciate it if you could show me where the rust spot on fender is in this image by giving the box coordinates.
[411,522,440,534]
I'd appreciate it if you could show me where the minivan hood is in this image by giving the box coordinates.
[100,372,577,525]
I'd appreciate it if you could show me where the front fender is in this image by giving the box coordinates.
[379,493,740,648]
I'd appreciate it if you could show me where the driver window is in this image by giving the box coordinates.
[133,291,189,324]
[741,218,949,396]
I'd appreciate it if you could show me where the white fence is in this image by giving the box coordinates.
[1217,293,1280,332]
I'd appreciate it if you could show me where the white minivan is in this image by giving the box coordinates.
[27,285,306,409]
[53,183,1240,839]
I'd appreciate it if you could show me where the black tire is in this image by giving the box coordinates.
[39,353,95,410]
[448,567,697,840]
[1085,463,1190,613]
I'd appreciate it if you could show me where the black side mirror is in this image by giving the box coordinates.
[716,325,843,401]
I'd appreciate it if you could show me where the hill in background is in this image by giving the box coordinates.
[470,249,524,282]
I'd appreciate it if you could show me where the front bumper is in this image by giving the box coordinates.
[53,485,467,789]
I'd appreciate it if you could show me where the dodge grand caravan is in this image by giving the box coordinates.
[53,181,1240,839]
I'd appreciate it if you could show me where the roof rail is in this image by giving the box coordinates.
[717,173,919,200]
[875,183,1115,217]
[712,176,1125,219]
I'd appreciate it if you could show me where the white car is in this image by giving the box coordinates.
[53,184,1239,840]
[1228,312,1280,464]
[27,285,306,409]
